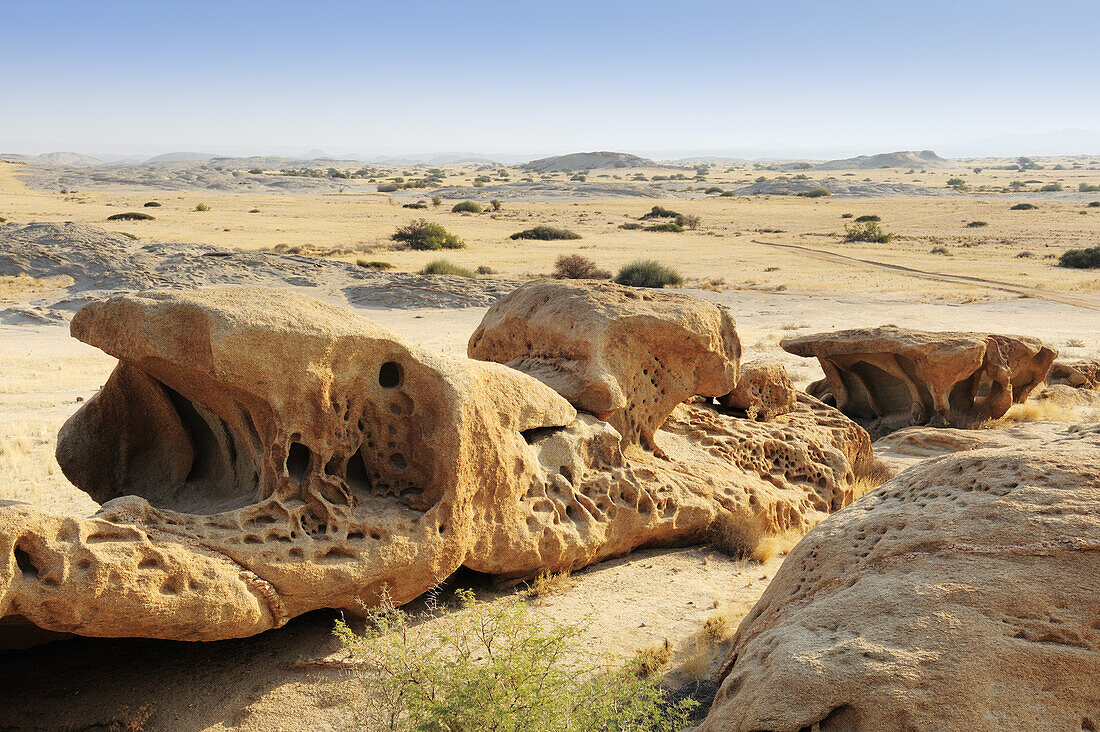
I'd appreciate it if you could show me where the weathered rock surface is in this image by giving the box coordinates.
[719,360,796,421]
[2,287,872,642]
[703,425,1100,732]
[782,325,1056,435]
[469,280,741,453]
[1047,358,1100,390]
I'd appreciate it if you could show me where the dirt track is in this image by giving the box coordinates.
[751,239,1100,311]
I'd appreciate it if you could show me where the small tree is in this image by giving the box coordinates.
[553,254,610,279]
[489,199,503,211]
[452,200,482,214]
[1058,246,1100,269]
[844,221,894,243]
[392,219,465,250]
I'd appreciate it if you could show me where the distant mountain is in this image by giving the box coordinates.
[144,152,217,163]
[38,151,103,166]
[522,151,654,172]
[814,150,955,170]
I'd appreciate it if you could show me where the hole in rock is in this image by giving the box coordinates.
[389,452,407,470]
[345,452,372,494]
[520,426,564,445]
[379,361,403,389]
[14,547,38,582]
[286,442,310,482]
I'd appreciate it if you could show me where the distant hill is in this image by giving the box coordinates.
[814,150,955,170]
[522,151,654,172]
[38,151,103,166]
[144,152,217,163]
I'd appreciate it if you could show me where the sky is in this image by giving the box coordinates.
[2,0,1099,159]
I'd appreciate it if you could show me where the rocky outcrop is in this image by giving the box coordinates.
[469,280,740,453]
[719,360,796,421]
[1047,358,1100,390]
[783,325,1056,435]
[1,287,872,642]
[703,425,1100,732]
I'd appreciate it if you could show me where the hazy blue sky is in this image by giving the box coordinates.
[3,0,1098,158]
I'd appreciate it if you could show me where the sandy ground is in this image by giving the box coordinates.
[1,155,1099,730]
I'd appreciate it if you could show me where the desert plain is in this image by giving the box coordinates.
[1,150,1098,730]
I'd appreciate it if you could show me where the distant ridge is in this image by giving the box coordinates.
[38,151,103,166]
[522,151,653,172]
[814,150,955,170]
[144,152,217,163]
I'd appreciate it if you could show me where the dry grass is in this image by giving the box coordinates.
[850,456,895,500]
[630,639,672,679]
[107,704,155,732]
[707,511,805,564]
[980,398,1095,428]
[524,570,577,600]
[673,600,756,681]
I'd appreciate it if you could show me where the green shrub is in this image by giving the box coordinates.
[1078,183,1100,193]
[452,200,482,214]
[1058,246,1100,269]
[194,203,210,212]
[639,205,682,220]
[334,588,693,732]
[143,201,161,208]
[402,202,428,209]
[392,219,465,250]
[419,259,476,277]
[570,174,587,182]
[1040,183,1063,192]
[966,221,988,228]
[1088,201,1100,208]
[799,187,831,198]
[854,214,880,222]
[615,259,683,288]
[674,214,700,230]
[106,212,155,221]
[357,259,394,270]
[510,226,581,241]
[931,246,949,255]
[841,213,853,218]
[553,254,610,280]
[619,222,644,230]
[719,190,737,197]
[475,265,495,275]
[644,222,684,233]
[431,195,443,206]
[249,208,260,213]
[844,221,894,243]
[1010,203,1038,210]
[377,183,399,192]
[946,177,968,190]
[489,199,503,211]
[704,187,724,195]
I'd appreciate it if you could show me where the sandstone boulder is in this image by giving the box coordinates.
[703,425,1100,732]
[1046,358,1100,390]
[468,280,740,453]
[2,287,872,642]
[719,360,796,421]
[782,325,1056,435]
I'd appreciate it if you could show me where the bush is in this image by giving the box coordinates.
[489,199,503,211]
[1058,246,1100,269]
[106,212,155,221]
[707,512,765,561]
[931,246,949,255]
[644,222,684,233]
[143,201,161,208]
[844,221,894,243]
[402,202,428,209]
[1010,203,1038,210]
[510,226,581,241]
[334,588,693,732]
[719,190,737,197]
[194,203,210,212]
[1040,183,1063,192]
[615,259,683,288]
[475,265,495,275]
[553,254,610,280]
[1078,183,1100,193]
[966,221,988,228]
[357,259,394,270]
[854,214,880,222]
[640,205,682,220]
[452,200,482,214]
[377,183,399,192]
[431,195,443,206]
[841,213,853,218]
[674,214,700,230]
[420,259,476,277]
[618,222,644,230]
[799,187,831,198]
[392,219,465,250]
[570,174,587,182]
[249,208,260,213]
[1089,201,1100,208]
[704,187,724,195]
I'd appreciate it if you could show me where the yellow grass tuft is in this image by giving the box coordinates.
[524,570,577,600]
[630,639,672,679]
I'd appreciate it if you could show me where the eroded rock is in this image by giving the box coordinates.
[703,425,1100,732]
[2,287,872,642]
[782,325,1056,435]
[1046,358,1100,390]
[718,360,796,421]
[468,280,740,453]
